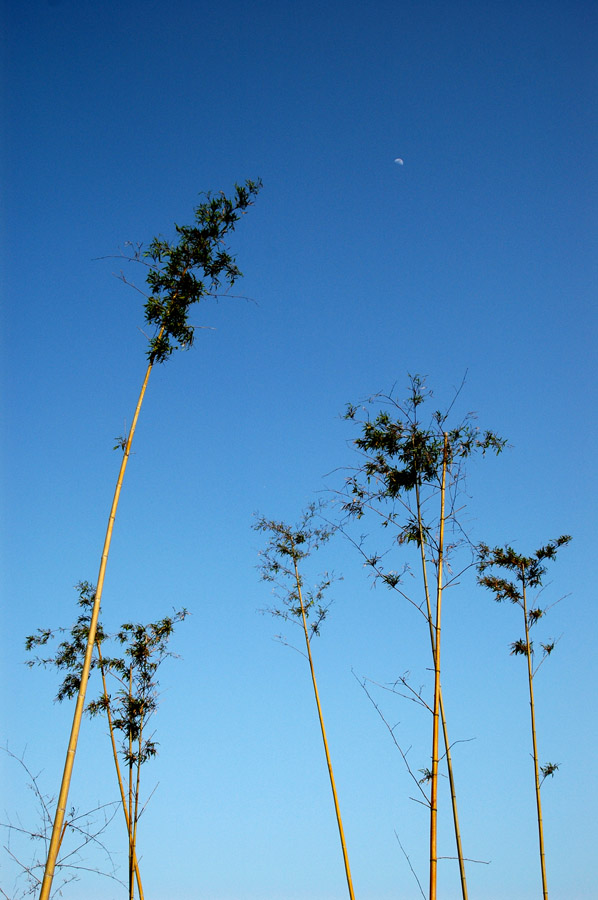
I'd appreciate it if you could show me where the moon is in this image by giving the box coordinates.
[394,158,404,165]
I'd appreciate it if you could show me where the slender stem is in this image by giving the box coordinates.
[132,710,144,900]
[293,558,356,900]
[438,697,467,899]
[38,336,160,900]
[429,434,448,900]
[522,568,549,900]
[415,480,468,900]
[128,668,134,900]
[96,643,145,899]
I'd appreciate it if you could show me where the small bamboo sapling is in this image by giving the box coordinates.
[26,582,188,900]
[477,535,571,900]
[254,505,356,900]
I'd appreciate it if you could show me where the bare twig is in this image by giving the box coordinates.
[394,830,426,900]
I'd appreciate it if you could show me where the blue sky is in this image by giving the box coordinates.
[1,1,596,898]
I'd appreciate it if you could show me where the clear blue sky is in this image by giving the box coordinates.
[1,1,596,898]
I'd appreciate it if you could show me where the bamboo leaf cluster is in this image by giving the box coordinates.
[254,504,336,640]
[477,536,572,597]
[143,179,262,363]
[344,375,506,520]
[27,583,187,771]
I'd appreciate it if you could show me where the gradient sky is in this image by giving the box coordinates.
[1,2,597,899]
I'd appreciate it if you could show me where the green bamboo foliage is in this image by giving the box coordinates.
[477,535,571,900]
[38,180,260,900]
[341,375,506,900]
[254,506,356,900]
[26,583,188,900]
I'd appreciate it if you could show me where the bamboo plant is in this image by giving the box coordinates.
[254,505,356,900]
[477,535,571,900]
[341,375,506,900]
[37,176,260,900]
[26,582,188,899]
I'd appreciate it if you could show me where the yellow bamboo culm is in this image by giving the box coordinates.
[415,477,468,900]
[127,667,135,900]
[96,643,145,900]
[131,702,144,900]
[293,558,356,900]
[38,343,158,900]
[429,433,448,900]
[522,569,550,900]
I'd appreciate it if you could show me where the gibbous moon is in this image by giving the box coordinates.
[394,158,404,165]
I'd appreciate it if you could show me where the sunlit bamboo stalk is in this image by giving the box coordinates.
[128,666,135,900]
[429,433,448,900]
[131,707,144,900]
[39,183,259,900]
[292,557,356,900]
[96,642,144,899]
[415,479,468,900]
[39,332,161,900]
[522,568,549,900]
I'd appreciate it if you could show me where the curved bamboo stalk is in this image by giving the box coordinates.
[39,338,159,900]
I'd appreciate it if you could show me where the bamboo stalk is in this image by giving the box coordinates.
[293,557,356,900]
[522,569,549,900]
[128,667,135,900]
[38,339,159,900]
[131,709,144,900]
[96,642,145,899]
[429,433,448,900]
[415,480,468,900]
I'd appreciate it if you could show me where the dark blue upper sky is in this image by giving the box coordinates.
[2,2,596,898]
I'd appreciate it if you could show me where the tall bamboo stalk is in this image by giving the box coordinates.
[38,183,260,900]
[415,479,468,900]
[522,568,549,900]
[292,557,356,900]
[38,344,158,900]
[429,433,448,900]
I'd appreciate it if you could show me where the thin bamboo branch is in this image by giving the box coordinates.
[395,830,427,900]
[429,434,448,900]
[38,329,163,900]
[293,558,356,900]
[522,570,549,900]
[356,674,429,804]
